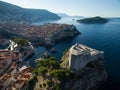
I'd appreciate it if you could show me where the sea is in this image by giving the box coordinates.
[32,17,120,90]
[1,17,120,90]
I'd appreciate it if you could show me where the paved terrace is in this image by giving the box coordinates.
[70,43,103,56]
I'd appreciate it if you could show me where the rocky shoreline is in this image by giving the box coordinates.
[0,22,81,46]
[61,44,107,90]
[44,25,80,45]
[77,16,108,24]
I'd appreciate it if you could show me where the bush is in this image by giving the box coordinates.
[49,69,66,81]
[32,69,38,75]
[63,49,69,55]
[38,66,48,75]
[53,84,60,90]
[37,59,47,67]
[26,76,36,90]
[13,38,29,46]
[37,57,60,69]
[46,79,51,86]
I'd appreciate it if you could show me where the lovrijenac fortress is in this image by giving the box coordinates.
[69,43,104,71]
[61,43,107,90]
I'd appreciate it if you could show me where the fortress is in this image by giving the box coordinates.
[69,43,104,71]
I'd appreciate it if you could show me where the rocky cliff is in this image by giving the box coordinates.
[0,22,80,46]
[61,44,107,90]
[44,25,80,45]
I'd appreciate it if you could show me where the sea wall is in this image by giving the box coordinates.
[44,26,80,45]
[69,51,104,71]
[0,25,80,46]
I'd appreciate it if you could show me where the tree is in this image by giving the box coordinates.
[38,66,48,76]
[49,69,66,81]
[13,38,29,46]
[37,57,60,70]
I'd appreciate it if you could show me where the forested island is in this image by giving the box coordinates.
[77,16,108,24]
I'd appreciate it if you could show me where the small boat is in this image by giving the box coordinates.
[51,48,57,53]
[72,19,75,21]
[44,51,50,58]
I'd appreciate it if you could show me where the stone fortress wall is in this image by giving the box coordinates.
[69,43,104,71]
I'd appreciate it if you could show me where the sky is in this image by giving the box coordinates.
[1,0,120,17]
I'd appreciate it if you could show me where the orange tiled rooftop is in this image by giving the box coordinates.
[0,22,73,37]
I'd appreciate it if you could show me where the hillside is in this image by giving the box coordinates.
[56,13,70,18]
[0,1,61,23]
[77,16,108,24]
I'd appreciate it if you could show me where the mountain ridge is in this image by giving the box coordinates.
[0,1,61,23]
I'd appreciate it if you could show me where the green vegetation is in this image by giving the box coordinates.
[60,49,70,69]
[37,66,48,75]
[53,84,60,90]
[37,57,60,69]
[46,79,51,86]
[33,56,71,90]
[13,38,29,46]
[77,16,108,24]
[26,76,36,90]
[49,69,67,81]
[63,49,69,55]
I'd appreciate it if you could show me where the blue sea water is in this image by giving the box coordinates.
[31,17,120,89]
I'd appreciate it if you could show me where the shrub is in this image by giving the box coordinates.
[49,69,66,81]
[38,66,48,75]
[13,38,29,46]
[32,69,38,75]
[63,49,69,55]
[53,84,60,90]
[37,57,60,69]
[46,79,51,86]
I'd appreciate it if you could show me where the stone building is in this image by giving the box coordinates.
[69,43,104,71]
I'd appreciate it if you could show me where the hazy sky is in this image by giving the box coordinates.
[1,0,120,17]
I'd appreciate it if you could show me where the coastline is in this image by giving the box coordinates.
[0,22,81,46]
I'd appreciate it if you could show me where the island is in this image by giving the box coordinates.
[77,16,108,24]
[0,22,81,46]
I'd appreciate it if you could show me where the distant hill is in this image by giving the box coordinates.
[70,16,84,18]
[0,1,61,23]
[56,13,70,18]
[56,13,84,19]
[77,16,108,24]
